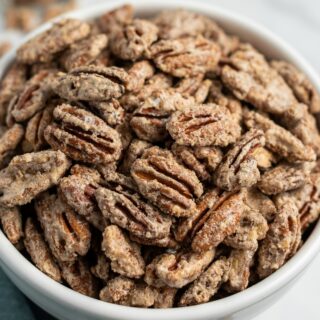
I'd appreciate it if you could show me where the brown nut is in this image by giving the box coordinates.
[35,193,91,262]
[214,129,265,191]
[17,19,91,64]
[0,150,71,207]
[95,186,172,240]
[155,249,215,288]
[179,257,230,306]
[0,206,23,245]
[131,147,203,217]
[153,287,177,309]
[192,191,244,252]
[167,104,241,147]
[24,217,62,282]
[44,104,122,164]
[91,253,110,284]
[148,36,221,77]
[102,225,145,278]
[59,165,107,231]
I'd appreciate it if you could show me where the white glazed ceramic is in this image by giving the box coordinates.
[1,1,320,319]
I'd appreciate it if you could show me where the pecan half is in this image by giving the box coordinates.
[271,60,320,114]
[44,104,122,164]
[224,248,256,293]
[130,89,194,142]
[60,258,98,298]
[153,287,177,309]
[0,150,71,207]
[192,191,244,252]
[258,162,314,195]
[155,249,215,288]
[214,129,265,191]
[179,257,230,306]
[0,206,23,245]
[257,199,301,278]
[102,225,145,278]
[221,44,304,122]
[167,104,241,147]
[148,36,221,77]
[60,34,108,71]
[59,165,107,230]
[35,193,91,262]
[131,147,203,217]
[24,217,62,282]
[11,70,56,122]
[0,124,24,168]
[244,109,316,162]
[17,19,91,64]
[110,19,158,61]
[52,66,128,101]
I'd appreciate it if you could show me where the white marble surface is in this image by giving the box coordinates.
[1,0,320,319]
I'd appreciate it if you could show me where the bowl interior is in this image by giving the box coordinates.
[1,1,320,320]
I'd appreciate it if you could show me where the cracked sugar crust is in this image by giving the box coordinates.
[17,19,91,64]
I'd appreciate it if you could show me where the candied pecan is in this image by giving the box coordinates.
[102,225,145,278]
[22,103,54,153]
[144,255,167,288]
[214,129,265,191]
[0,41,11,58]
[153,287,177,308]
[120,139,152,174]
[0,63,27,123]
[5,6,37,32]
[257,199,301,278]
[44,104,122,164]
[167,104,241,147]
[179,257,230,306]
[0,150,71,207]
[208,79,243,124]
[148,36,221,77]
[91,253,110,283]
[59,165,107,230]
[100,276,155,307]
[0,124,24,168]
[258,162,314,195]
[35,193,91,262]
[120,73,172,112]
[24,217,62,282]
[60,34,108,71]
[243,188,276,222]
[244,109,316,162]
[221,44,304,122]
[175,76,212,104]
[224,208,268,250]
[60,258,98,298]
[43,0,76,21]
[0,206,23,245]
[131,89,194,142]
[52,66,128,101]
[95,186,171,240]
[271,60,320,114]
[126,60,155,93]
[174,188,223,242]
[97,4,133,34]
[110,19,158,61]
[88,99,126,127]
[131,147,203,217]
[224,248,256,293]
[155,249,215,288]
[17,19,91,64]
[192,191,244,252]
[11,69,56,122]
[251,147,277,170]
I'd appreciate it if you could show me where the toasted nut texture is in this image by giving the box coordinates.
[102,225,145,278]
[24,217,62,282]
[0,150,71,207]
[1,4,320,309]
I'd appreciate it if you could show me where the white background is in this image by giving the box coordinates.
[1,0,320,319]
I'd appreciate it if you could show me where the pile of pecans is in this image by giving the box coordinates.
[0,4,320,308]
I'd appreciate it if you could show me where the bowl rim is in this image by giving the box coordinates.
[1,0,320,319]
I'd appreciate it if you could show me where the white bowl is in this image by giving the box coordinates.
[1,1,320,319]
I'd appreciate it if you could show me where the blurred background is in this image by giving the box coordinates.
[0,0,320,319]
